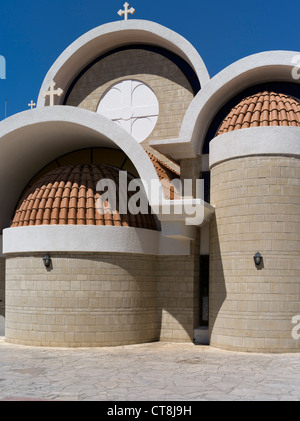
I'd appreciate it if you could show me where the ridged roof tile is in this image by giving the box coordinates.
[146,152,180,200]
[218,91,300,135]
[11,164,158,230]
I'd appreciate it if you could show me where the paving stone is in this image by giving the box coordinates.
[0,339,300,401]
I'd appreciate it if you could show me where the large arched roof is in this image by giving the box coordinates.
[150,51,300,159]
[37,20,210,108]
[0,106,161,232]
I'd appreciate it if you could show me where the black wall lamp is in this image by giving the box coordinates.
[253,252,263,268]
[43,254,52,268]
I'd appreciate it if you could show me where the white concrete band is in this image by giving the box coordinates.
[150,51,300,160]
[209,126,300,168]
[2,226,191,256]
[37,20,210,107]
[152,199,215,227]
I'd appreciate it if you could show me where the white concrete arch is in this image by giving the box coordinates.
[150,51,300,159]
[0,106,161,232]
[37,20,210,108]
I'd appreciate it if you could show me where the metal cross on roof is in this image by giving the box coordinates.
[118,2,135,20]
[28,100,36,109]
[42,80,63,106]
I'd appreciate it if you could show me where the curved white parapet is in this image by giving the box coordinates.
[150,51,300,159]
[2,225,191,256]
[37,20,210,108]
[152,199,214,227]
[209,126,300,168]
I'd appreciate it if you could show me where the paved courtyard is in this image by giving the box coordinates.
[0,335,300,401]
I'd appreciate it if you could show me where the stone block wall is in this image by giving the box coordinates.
[157,246,200,343]
[5,246,200,347]
[5,253,158,346]
[0,257,5,317]
[65,49,194,146]
[210,156,300,352]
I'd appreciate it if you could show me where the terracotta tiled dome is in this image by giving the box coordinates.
[11,164,158,229]
[217,91,300,135]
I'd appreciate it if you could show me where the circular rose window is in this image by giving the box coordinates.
[97,80,159,143]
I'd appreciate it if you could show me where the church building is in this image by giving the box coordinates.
[0,8,299,352]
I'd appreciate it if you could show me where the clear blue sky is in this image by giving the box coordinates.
[0,0,299,120]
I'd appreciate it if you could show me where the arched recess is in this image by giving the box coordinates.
[0,106,161,232]
[150,51,300,159]
[203,81,300,154]
[37,20,210,108]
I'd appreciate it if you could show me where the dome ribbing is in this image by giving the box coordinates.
[11,164,158,230]
[217,91,300,135]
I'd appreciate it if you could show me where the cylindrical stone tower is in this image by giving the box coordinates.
[4,164,159,347]
[209,91,300,352]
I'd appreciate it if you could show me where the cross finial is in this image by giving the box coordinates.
[28,100,36,109]
[42,80,64,106]
[118,2,135,20]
